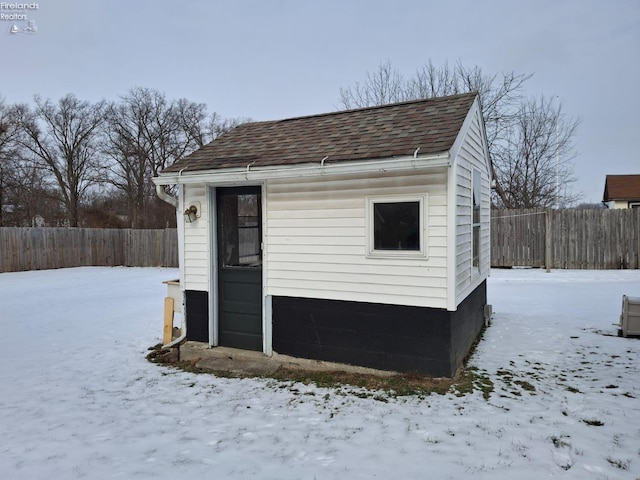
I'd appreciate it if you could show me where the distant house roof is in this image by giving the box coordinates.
[603,174,640,202]
[162,92,478,174]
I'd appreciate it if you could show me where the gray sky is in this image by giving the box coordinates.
[1,0,638,203]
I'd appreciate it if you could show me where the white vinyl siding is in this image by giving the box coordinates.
[613,200,634,209]
[453,104,491,306]
[183,184,209,291]
[265,169,448,308]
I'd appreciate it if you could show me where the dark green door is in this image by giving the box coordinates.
[217,187,263,351]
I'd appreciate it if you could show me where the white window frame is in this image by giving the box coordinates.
[365,194,428,259]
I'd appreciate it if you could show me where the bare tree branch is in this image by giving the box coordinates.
[14,94,105,226]
[101,87,249,227]
[494,95,580,207]
[337,60,582,207]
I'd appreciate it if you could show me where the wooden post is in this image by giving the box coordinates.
[637,208,640,269]
[163,297,175,345]
[545,208,552,273]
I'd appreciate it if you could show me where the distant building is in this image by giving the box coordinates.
[603,174,640,209]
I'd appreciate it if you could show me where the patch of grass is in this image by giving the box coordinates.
[453,367,494,400]
[514,380,536,393]
[351,391,370,399]
[549,435,571,449]
[148,344,463,398]
[145,325,498,400]
[565,385,581,394]
[146,344,179,364]
[269,368,454,398]
[606,457,630,470]
[451,324,494,400]
[582,418,604,427]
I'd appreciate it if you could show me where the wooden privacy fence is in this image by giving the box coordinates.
[2,210,639,272]
[492,208,640,269]
[0,228,178,273]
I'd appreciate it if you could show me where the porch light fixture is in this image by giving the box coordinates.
[184,203,200,223]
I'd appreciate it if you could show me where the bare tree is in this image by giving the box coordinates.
[102,88,176,228]
[0,98,20,153]
[493,96,580,208]
[0,99,55,226]
[410,61,533,206]
[339,60,408,108]
[11,162,55,225]
[339,60,530,145]
[0,97,22,226]
[201,112,251,146]
[14,94,106,227]
[173,97,211,149]
[102,87,246,227]
[2,89,249,228]
[338,60,557,207]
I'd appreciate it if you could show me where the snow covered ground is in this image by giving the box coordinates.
[1,266,639,479]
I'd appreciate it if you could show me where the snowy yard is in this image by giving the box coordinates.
[1,267,639,479]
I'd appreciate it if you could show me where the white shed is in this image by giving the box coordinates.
[153,92,491,377]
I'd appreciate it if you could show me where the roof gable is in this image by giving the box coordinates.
[163,93,478,173]
[603,174,640,201]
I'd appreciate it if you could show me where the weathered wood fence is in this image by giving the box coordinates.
[2,210,639,272]
[0,228,178,273]
[492,209,640,269]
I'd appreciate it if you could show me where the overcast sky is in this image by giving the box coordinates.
[1,0,638,203]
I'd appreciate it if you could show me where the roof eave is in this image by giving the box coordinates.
[605,197,640,202]
[153,152,452,186]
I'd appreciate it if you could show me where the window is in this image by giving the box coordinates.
[219,192,262,267]
[366,195,426,258]
[472,169,482,270]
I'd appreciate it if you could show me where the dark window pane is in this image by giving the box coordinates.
[220,193,262,267]
[373,202,420,251]
[473,170,481,224]
[473,225,480,268]
[220,196,240,267]
[237,194,261,266]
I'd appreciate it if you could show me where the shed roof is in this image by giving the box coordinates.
[162,92,478,173]
[603,174,640,202]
